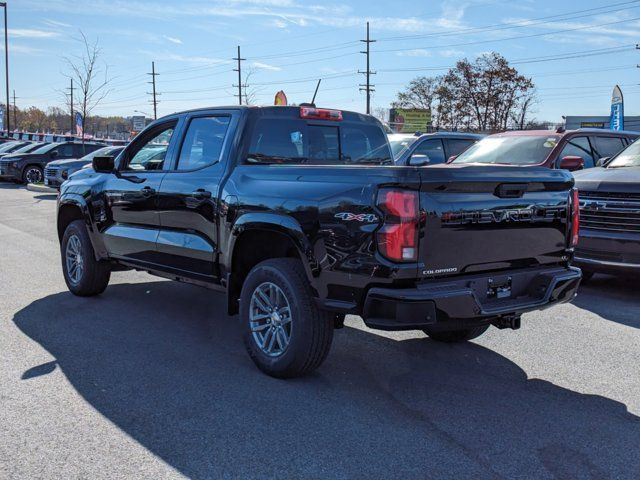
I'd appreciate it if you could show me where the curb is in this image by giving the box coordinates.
[26,183,58,194]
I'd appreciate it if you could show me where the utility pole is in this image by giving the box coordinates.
[359,21,376,115]
[11,89,15,128]
[67,78,74,133]
[1,2,9,133]
[147,61,159,120]
[233,46,246,105]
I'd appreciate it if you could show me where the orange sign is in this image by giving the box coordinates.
[274,90,288,106]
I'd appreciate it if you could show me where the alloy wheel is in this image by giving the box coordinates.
[25,168,42,184]
[249,282,292,357]
[65,234,84,286]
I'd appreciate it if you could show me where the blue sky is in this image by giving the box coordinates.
[7,0,640,122]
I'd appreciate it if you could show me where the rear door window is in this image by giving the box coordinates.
[177,116,231,170]
[247,118,391,165]
[558,136,594,168]
[592,136,625,160]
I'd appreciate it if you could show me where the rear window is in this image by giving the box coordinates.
[246,118,392,165]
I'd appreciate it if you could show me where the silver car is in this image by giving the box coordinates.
[44,146,124,188]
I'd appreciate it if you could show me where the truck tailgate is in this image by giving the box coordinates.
[418,166,574,277]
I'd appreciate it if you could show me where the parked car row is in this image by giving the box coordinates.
[388,127,638,171]
[0,140,106,184]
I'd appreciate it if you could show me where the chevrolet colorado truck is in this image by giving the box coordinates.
[57,105,581,378]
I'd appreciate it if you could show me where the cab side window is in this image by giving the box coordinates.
[446,138,476,157]
[55,144,75,158]
[177,116,230,170]
[124,124,175,171]
[410,139,445,165]
[558,136,594,168]
[592,136,625,160]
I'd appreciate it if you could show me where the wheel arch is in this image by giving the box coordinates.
[56,195,105,260]
[225,213,319,315]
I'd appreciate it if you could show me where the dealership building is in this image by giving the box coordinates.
[564,116,640,132]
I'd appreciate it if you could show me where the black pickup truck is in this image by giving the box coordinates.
[57,105,581,378]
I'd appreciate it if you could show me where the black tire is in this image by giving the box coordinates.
[61,219,111,296]
[22,165,43,184]
[423,324,490,343]
[240,258,333,378]
[581,271,594,283]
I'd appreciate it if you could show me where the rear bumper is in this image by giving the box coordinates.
[362,266,581,331]
[574,228,640,274]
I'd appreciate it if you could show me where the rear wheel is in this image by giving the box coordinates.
[61,220,111,296]
[423,324,490,343]
[240,258,333,378]
[23,165,43,184]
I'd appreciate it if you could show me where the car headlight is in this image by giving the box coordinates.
[61,170,68,179]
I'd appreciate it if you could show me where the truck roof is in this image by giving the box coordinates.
[494,128,639,137]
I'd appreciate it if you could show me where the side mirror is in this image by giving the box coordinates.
[409,153,429,166]
[92,156,115,173]
[447,155,458,163]
[50,150,58,158]
[596,157,610,167]
[559,155,585,171]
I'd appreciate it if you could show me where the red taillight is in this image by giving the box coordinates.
[376,189,419,262]
[299,107,342,121]
[570,188,580,248]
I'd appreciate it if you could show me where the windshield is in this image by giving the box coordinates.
[608,140,640,168]
[453,135,559,165]
[388,135,417,158]
[80,146,123,161]
[0,142,23,153]
[14,142,46,153]
[32,143,57,154]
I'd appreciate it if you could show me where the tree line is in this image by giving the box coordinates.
[393,52,538,132]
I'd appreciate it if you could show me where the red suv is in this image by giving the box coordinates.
[451,128,638,171]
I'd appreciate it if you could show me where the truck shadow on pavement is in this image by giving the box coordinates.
[14,281,640,479]
[573,274,640,329]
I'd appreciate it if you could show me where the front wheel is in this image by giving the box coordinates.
[423,324,490,343]
[23,165,43,184]
[61,220,111,296]
[240,258,334,378]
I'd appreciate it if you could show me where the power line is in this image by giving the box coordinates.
[375,16,640,54]
[377,0,640,42]
[359,22,375,114]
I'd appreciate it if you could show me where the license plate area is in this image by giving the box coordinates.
[487,276,512,299]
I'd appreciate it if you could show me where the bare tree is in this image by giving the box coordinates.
[63,31,111,146]
[392,76,438,110]
[243,68,266,106]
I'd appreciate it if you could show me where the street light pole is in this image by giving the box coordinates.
[0,2,9,134]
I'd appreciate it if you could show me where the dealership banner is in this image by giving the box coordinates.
[389,108,431,133]
[0,106,4,131]
[610,85,624,131]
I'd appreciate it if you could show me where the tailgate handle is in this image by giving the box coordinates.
[495,183,527,198]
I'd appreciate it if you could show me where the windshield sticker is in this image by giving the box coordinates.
[543,138,557,148]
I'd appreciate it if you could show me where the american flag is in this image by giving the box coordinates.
[75,112,83,137]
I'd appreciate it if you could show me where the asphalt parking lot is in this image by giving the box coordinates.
[0,183,639,480]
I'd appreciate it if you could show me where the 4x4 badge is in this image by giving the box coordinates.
[335,212,379,223]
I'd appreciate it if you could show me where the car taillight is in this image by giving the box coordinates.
[299,107,342,121]
[570,187,579,248]
[376,189,419,262]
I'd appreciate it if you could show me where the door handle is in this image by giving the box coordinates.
[191,189,212,199]
[140,186,156,196]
